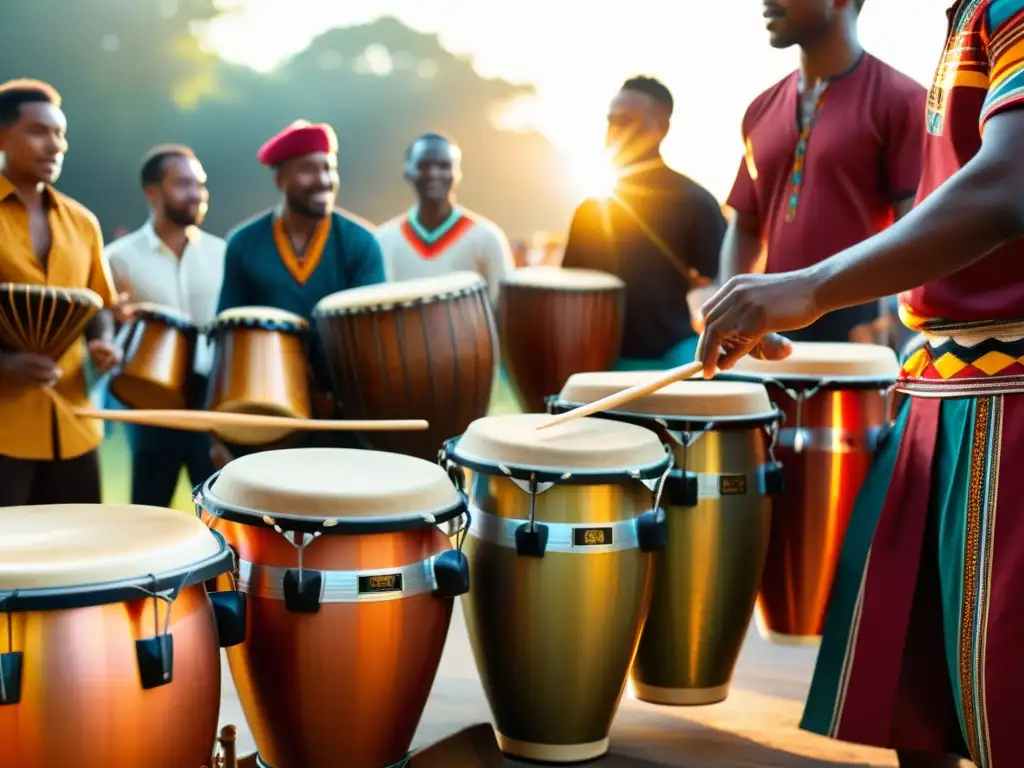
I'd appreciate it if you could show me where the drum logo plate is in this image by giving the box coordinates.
[573,527,613,546]
[719,474,748,496]
[358,573,404,594]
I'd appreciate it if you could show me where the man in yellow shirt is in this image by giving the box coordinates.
[0,79,121,506]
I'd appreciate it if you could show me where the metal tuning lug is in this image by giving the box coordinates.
[635,508,668,553]
[282,568,324,614]
[432,551,470,598]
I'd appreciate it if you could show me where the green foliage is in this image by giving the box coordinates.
[1,3,573,239]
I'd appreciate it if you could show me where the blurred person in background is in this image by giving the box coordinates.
[377,132,515,306]
[105,144,223,507]
[562,76,725,370]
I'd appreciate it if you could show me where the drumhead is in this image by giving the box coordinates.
[558,372,774,420]
[452,413,667,475]
[212,305,309,331]
[0,282,104,310]
[0,504,225,592]
[134,302,194,328]
[208,447,463,528]
[313,272,486,314]
[727,342,899,380]
[501,266,624,291]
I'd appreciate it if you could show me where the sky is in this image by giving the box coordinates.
[200,1,948,201]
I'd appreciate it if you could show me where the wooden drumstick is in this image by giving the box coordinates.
[534,360,705,431]
[74,408,429,432]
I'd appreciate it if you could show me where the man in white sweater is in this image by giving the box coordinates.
[376,132,515,304]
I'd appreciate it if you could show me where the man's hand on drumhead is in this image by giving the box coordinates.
[697,272,820,377]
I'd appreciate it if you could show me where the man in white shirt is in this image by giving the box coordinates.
[376,133,515,305]
[106,144,225,507]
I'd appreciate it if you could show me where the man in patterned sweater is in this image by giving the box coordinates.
[376,133,515,306]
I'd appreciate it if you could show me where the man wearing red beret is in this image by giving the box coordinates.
[213,119,385,461]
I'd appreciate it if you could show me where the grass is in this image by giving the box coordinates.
[99,375,522,510]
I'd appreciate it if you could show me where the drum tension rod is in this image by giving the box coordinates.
[0,598,22,706]
[515,473,549,558]
[134,578,177,690]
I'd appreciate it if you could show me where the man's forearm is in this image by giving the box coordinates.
[718,222,761,282]
[85,309,115,343]
[811,155,1024,315]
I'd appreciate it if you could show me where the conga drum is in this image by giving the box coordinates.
[0,503,240,768]
[110,302,198,410]
[206,306,311,446]
[313,272,496,461]
[441,413,671,763]
[551,373,782,705]
[0,282,102,359]
[724,342,899,644]
[195,447,471,768]
[499,267,625,412]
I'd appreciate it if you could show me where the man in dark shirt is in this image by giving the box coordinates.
[695,0,925,345]
[561,76,725,369]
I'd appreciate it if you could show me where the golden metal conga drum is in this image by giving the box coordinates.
[551,373,782,705]
[0,504,240,768]
[196,447,471,768]
[724,342,899,644]
[110,303,198,410]
[206,306,311,446]
[441,414,671,763]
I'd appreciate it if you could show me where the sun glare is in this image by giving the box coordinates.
[568,147,621,202]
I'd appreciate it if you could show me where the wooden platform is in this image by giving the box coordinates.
[217,603,970,767]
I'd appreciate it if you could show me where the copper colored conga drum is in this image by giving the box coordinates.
[110,303,198,410]
[551,373,781,705]
[724,342,899,645]
[0,504,240,768]
[442,414,671,763]
[196,447,471,768]
[0,282,102,359]
[206,306,311,446]
[313,272,496,460]
[499,267,624,412]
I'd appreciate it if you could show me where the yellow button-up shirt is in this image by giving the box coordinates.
[0,174,116,460]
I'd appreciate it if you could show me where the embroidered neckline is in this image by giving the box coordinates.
[272,214,331,285]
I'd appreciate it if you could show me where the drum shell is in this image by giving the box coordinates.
[631,426,771,704]
[110,316,197,410]
[460,473,653,762]
[755,383,891,643]
[0,584,220,768]
[499,283,624,413]
[206,327,311,445]
[204,514,455,768]
[316,286,495,461]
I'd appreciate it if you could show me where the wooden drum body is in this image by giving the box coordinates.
[442,414,671,763]
[196,447,471,768]
[499,267,625,412]
[0,504,239,768]
[725,342,899,645]
[553,373,780,706]
[206,306,312,446]
[314,272,496,461]
[110,303,198,410]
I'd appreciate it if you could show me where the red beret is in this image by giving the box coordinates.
[257,120,338,167]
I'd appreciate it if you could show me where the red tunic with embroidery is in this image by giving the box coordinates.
[900,0,1024,331]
